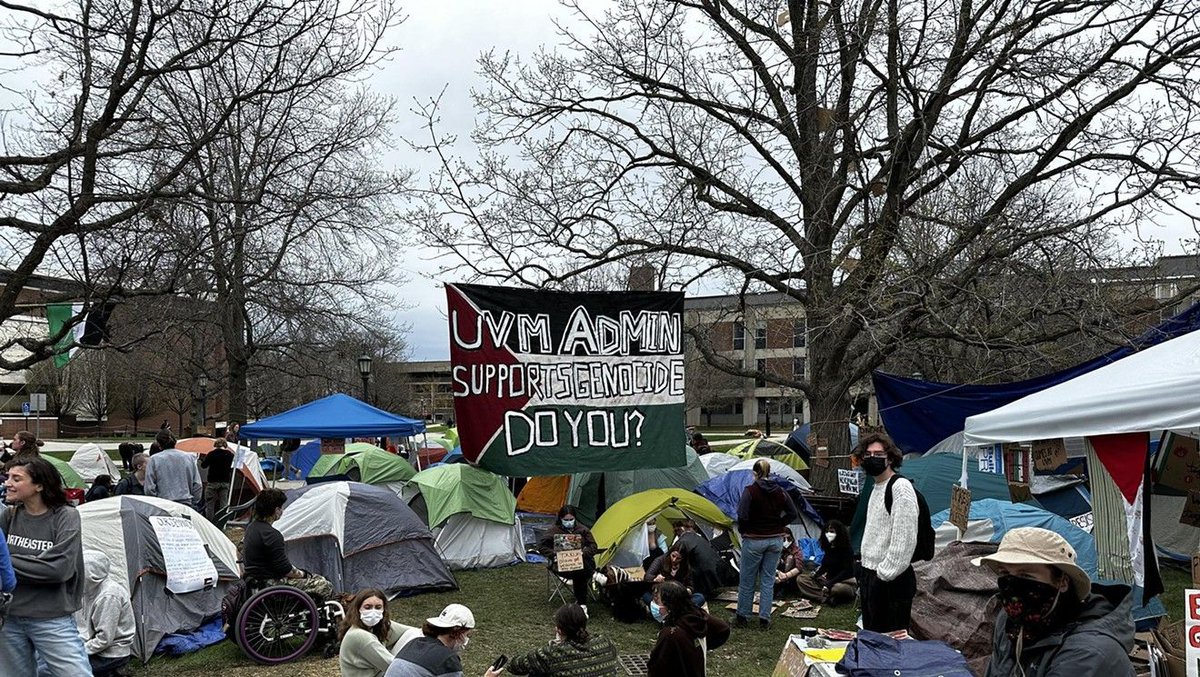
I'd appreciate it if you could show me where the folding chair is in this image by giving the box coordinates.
[546,568,572,605]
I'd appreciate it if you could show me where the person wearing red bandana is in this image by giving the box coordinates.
[974,527,1133,677]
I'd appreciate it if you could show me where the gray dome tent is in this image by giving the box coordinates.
[277,481,456,596]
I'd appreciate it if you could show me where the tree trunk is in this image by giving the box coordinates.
[807,386,854,494]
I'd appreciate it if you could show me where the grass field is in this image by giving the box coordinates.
[129,562,1191,676]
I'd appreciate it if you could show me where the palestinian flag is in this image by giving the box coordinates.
[46,302,112,368]
[1088,432,1163,605]
[446,283,686,476]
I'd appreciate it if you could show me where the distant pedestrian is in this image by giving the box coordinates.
[224,423,240,445]
[200,438,235,521]
[734,458,797,630]
[856,432,919,632]
[143,431,202,509]
[117,442,142,472]
[115,454,147,496]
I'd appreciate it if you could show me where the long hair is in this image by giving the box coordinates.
[557,504,578,525]
[12,430,42,455]
[655,580,698,625]
[819,520,851,554]
[5,456,67,508]
[554,603,590,644]
[663,543,691,579]
[339,588,390,642]
[852,432,903,469]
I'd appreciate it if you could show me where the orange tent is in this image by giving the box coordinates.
[516,475,570,514]
[175,437,266,507]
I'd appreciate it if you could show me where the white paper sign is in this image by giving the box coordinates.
[149,516,219,594]
[1068,512,1094,533]
[837,469,863,496]
[978,446,1003,474]
[1186,588,1200,677]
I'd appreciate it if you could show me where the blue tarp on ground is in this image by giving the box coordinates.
[241,393,426,440]
[873,303,1200,454]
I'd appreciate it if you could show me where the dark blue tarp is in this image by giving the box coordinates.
[785,423,859,463]
[241,393,426,440]
[874,303,1200,453]
[289,440,321,479]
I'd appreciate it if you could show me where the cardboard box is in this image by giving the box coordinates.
[1193,553,1200,585]
[1152,619,1185,677]
[772,636,807,677]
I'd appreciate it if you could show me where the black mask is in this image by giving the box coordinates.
[861,456,888,476]
[997,574,1069,642]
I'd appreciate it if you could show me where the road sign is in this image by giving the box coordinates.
[22,402,30,416]
[30,393,46,413]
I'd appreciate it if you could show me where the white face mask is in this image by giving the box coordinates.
[456,635,471,651]
[825,532,837,542]
[360,609,384,627]
[646,523,656,532]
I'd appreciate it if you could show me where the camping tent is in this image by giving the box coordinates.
[726,438,809,472]
[69,443,121,483]
[695,470,824,539]
[309,445,416,486]
[240,393,425,440]
[176,437,269,508]
[516,475,571,514]
[46,455,85,490]
[699,452,740,479]
[785,423,860,463]
[591,489,736,568]
[727,457,811,492]
[928,499,1097,575]
[408,465,525,570]
[277,481,456,595]
[78,496,240,660]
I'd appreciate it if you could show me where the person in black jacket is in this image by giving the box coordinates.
[778,520,857,605]
[242,488,333,598]
[537,505,599,613]
[114,454,147,496]
[84,475,114,503]
[200,438,235,521]
[647,581,729,677]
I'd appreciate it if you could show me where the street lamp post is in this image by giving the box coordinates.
[197,374,209,436]
[357,354,372,402]
[764,398,772,438]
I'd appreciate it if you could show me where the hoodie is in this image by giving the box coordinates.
[737,478,798,538]
[984,582,1135,677]
[74,549,135,658]
[648,608,730,677]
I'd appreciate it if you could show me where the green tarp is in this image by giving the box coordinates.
[309,446,416,485]
[591,489,735,568]
[411,464,516,526]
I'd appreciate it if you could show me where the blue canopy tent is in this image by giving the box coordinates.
[241,394,427,440]
[873,302,1200,454]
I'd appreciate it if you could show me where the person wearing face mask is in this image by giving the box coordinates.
[537,505,599,612]
[734,459,798,630]
[385,603,503,677]
[647,581,729,677]
[855,433,919,632]
[507,603,618,677]
[975,528,1133,677]
[779,520,857,605]
[339,588,420,677]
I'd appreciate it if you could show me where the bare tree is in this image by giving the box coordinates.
[410,0,1200,490]
[71,352,112,424]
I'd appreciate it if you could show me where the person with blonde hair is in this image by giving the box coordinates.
[338,588,419,677]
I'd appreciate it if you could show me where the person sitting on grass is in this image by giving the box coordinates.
[339,588,420,677]
[642,544,705,616]
[75,549,135,677]
[648,581,730,677]
[84,474,114,503]
[507,603,619,677]
[779,521,857,606]
[385,603,503,677]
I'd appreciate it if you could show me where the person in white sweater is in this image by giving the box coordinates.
[339,588,421,677]
[856,433,919,632]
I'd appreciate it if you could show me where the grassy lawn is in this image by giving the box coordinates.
[131,563,858,676]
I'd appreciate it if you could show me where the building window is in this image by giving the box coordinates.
[793,319,806,348]
[755,359,766,388]
[733,322,745,350]
[733,400,743,414]
[754,323,767,349]
[793,357,806,380]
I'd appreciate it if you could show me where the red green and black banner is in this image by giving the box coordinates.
[447,283,687,476]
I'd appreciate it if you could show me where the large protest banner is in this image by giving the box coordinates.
[447,283,686,476]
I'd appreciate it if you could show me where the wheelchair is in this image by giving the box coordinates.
[229,579,345,665]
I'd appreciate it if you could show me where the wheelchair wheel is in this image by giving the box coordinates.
[234,585,320,665]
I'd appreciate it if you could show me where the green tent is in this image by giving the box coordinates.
[591,489,737,568]
[309,446,416,485]
[848,453,1038,552]
[727,438,809,472]
[47,456,85,489]
[567,446,710,525]
[410,464,515,527]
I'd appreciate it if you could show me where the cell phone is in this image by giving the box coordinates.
[492,654,508,670]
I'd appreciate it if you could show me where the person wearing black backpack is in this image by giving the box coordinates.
[855,433,921,633]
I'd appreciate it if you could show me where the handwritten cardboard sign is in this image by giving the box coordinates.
[320,438,345,455]
[808,434,830,468]
[1031,439,1068,471]
[837,469,863,496]
[949,485,971,533]
[1160,434,1200,493]
[1181,491,1200,529]
[556,549,583,572]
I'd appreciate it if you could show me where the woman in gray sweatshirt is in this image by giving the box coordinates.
[0,456,90,676]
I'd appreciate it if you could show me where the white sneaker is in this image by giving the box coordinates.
[592,572,609,586]
[581,604,588,617]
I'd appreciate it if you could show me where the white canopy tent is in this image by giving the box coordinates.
[963,327,1200,446]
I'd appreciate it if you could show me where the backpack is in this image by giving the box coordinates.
[883,474,935,562]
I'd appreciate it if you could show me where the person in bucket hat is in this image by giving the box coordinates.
[974,527,1134,677]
